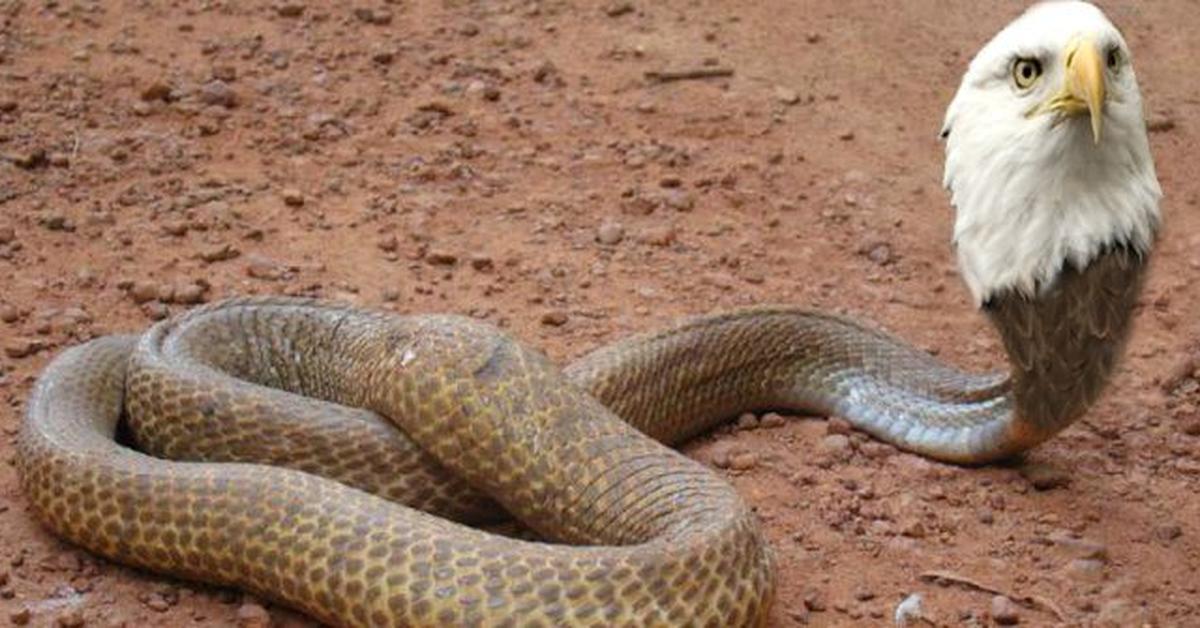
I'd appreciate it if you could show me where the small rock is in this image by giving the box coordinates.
[245,255,287,281]
[838,129,856,141]
[0,100,16,113]
[0,304,19,323]
[354,7,393,24]
[1155,524,1183,542]
[162,221,189,237]
[819,434,852,461]
[172,283,208,305]
[900,519,927,539]
[281,188,305,207]
[774,86,801,105]
[826,417,853,436]
[275,2,304,17]
[142,302,170,321]
[235,602,271,628]
[1019,461,1070,490]
[141,81,173,102]
[663,189,695,211]
[0,226,14,244]
[728,450,759,471]
[128,280,160,304]
[894,593,923,627]
[39,214,73,232]
[735,413,760,431]
[376,234,398,252]
[469,254,494,272]
[636,226,676,247]
[990,595,1020,625]
[199,80,238,108]
[4,338,46,359]
[144,592,172,612]
[540,310,569,326]
[10,148,48,170]
[861,241,893,266]
[9,607,30,625]
[200,243,241,263]
[596,221,625,245]
[760,412,786,428]
[426,250,458,266]
[803,591,827,612]
[604,1,634,17]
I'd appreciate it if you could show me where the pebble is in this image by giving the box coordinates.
[727,450,759,471]
[171,282,208,305]
[142,302,170,320]
[900,519,927,539]
[826,417,853,436]
[0,226,14,244]
[376,234,398,252]
[1154,523,1183,542]
[0,304,19,323]
[141,81,172,102]
[276,3,304,17]
[245,254,287,281]
[862,242,893,266]
[636,226,676,247]
[354,7,393,25]
[235,602,271,628]
[200,243,241,263]
[760,412,786,428]
[735,413,759,431]
[596,221,625,245]
[774,86,801,105]
[10,148,48,169]
[9,607,30,625]
[426,250,458,266]
[5,338,46,359]
[990,595,1020,625]
[604,1,634,17]
[56,608,85,627]
[128,280,160,304]
[469,254,494,272]
[144,592,172,612]
[281,188,305,207]
[540,310,569,326]
[1019,461,1070,490]
[199,80,238,108]
[819,434,852,461]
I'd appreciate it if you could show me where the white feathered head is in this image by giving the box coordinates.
[942,1,1161,305]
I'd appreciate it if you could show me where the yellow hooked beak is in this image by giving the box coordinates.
[1030,36,1107,143]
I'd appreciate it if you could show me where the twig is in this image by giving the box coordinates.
[918,570,1068,623]
[644,67,734,83]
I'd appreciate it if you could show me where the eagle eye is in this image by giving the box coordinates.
[1012,57,1043,89]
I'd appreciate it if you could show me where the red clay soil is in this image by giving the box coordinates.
[1,1,1198,626]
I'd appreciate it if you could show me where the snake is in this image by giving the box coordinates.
[16,238,1143,627]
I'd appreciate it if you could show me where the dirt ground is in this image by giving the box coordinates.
[1,1,1198,626]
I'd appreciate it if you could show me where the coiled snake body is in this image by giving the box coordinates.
[18,244,1142,627]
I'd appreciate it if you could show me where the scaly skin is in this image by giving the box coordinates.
[18,245,1144,626]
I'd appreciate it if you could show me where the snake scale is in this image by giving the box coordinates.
[17,238,1143,627]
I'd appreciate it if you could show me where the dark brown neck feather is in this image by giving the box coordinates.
[984,243,1149,441]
